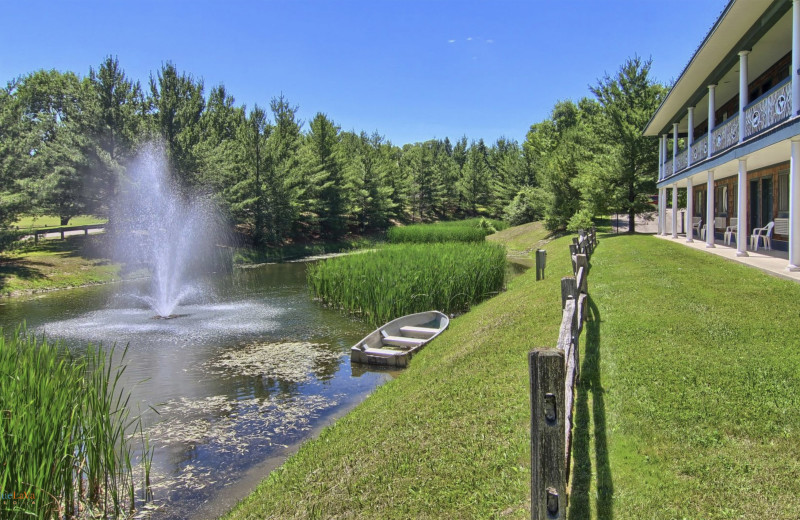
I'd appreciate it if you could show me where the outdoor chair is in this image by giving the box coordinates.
[700,224,707,241]
[724,218,738,246]
[691,217,702,238]
[750,221,774,251]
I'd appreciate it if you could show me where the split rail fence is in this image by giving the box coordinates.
[529,227,597,519]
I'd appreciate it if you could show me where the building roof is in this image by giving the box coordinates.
[643,0,779,137]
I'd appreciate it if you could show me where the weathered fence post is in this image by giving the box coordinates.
[84,225,89,236]
[561,277,577,310]
[575,254,588,294]
[530,349,566,520]
[535,249,547,281]
[60,229,65,240]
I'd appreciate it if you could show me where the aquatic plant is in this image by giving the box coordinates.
[307,242,507,326]
[387,218,508,244]
[0,326,152,519]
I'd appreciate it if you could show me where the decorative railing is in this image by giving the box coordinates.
[691,134,708,164]
[744,77,792,140]
[663,158,673,178]
[711,114,739,155]
[675,148,688,172]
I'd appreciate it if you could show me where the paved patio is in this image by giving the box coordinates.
[654,232,800,283]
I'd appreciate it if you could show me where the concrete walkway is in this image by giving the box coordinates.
[654,233,800,283]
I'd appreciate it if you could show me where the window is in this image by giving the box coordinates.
[716,185,727,215]
[695,190,704,215]
[732,187,738,217]
[778,171,789,216]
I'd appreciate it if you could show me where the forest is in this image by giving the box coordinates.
[0,55,666,245]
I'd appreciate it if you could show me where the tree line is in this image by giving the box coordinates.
[0,55,666,244]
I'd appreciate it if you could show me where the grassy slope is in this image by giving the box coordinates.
[225,224,559,519]
[11,215,107,230]
[575,234,800,519]
[226,228,800,519]
[0,235,122,296]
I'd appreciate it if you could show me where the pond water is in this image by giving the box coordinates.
[0,261,395,519]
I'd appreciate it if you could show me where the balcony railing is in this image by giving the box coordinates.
[711,114,739,156]
[663,158,673,179]
[659,78,795,182]
[675,148,688,171]
[744,77,792,140]
[690,134,708,164]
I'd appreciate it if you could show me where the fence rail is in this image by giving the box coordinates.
[33,223,105,243]
[529,226,596,519]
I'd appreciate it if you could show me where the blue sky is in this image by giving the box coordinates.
[1,0,728,146]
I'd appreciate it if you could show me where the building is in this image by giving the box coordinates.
[646,0,800,270]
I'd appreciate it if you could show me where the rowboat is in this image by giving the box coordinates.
[350,311,450,367]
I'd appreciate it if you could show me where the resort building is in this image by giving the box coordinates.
[647,0,800,270]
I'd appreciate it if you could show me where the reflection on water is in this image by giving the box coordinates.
[0,262,395,520]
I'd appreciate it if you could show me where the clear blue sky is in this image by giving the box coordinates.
[1,0,728,146]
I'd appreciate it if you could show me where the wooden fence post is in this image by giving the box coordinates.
[575,255,588,294]
[530,349,566,520]
[60,229,65,240]
[561,277,577,310]
[535,249,547,281]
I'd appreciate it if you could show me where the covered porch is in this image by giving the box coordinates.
[656,119,800,272]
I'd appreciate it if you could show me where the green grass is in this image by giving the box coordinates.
[0,235,124,297]
[11,215,107,231]
[307,242,507,327]
[225,229,800,519]
[0,326,152,518]
[571,234,800,519]
[487,221,553,255]
[387,218,508,244]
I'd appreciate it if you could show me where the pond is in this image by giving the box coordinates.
[0,261,395,519]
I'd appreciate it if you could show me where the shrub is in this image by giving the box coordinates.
[503,186,541,226]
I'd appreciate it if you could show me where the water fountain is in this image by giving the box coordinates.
[112,143,224,318]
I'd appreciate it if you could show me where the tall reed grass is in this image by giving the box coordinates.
[387,218,508,244]
[307,242,507,326]
[0,326,152,519]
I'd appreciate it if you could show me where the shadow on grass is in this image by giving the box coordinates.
[0,258,45,293]
[569,296,613,519]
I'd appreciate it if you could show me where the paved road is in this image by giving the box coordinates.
[609,211,661,234]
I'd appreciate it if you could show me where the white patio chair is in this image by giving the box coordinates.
[724,218,738,246]
[750,221,774,251]
[700,224,707,241]
[691,217,702,238]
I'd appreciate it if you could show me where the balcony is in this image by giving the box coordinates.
[660,78,795,181]
[744,77,792,140]
[675,148,688,171]
[711,114,739,156]
[690,134,708,164]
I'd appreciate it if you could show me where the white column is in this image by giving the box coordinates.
[661,187,668,236]
[789,140,800,269]
[672,184,679,238]
[739,50,750,143]
[662,133,669,176]
[687,107,695,167]
[708,85,716,158]
[658,135,664,181]
[686,177,694,242]
[673,123,679,175]
[737,159,748,257]
[706,170,715,248]
[793,0,800,117]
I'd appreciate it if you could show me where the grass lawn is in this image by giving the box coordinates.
[0,235,123,296]
[224,230,800,519]
[11,215,107,230]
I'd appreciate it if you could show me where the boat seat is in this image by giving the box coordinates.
[399,326,439,339]
[381,335,425,348]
